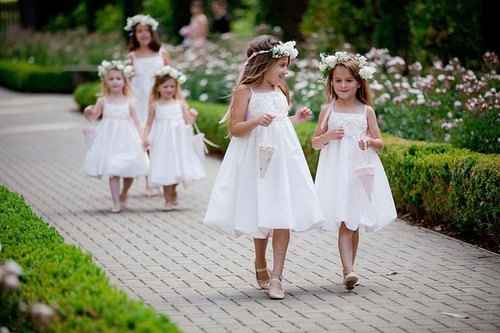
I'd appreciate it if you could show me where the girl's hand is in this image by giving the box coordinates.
[256,113,275,127]
[83,105,95,120]
[325,127,344,141]
[358,136,371,150]
[295,107,312,123]
[143,139,150,150]
[185,108,198,125]
[311,136,327,149]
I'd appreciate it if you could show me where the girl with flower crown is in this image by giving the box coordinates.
[204,36,324,300]
[142,66,205,210]
[84,60,149,213]
[311,52,397,290]
[125,14,171,196]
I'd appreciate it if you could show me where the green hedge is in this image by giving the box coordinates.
[74,83,500,252]
[0,186,180,332]
[0,61,73,93]
[0,61,98,93]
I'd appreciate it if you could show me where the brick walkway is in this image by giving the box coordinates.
[1,88,499,333]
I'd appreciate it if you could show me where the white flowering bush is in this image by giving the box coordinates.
[166,40,498,153]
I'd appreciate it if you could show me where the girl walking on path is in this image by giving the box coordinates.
[312,52,397,290]
[142,66,206,210]
[84,60,148,213]
[125,14,171,196]
[204,36,324,299]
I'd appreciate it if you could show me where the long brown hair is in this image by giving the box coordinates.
[150,75,184,101]
[128,23,162,52]
[226,35,291,124]
[326,61,373,106]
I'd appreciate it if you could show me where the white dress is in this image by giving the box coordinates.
[204,89,325,238]
[149,101,206,185]
[84,100,149,178]
[130,52,164,124]
[315,102,397,232]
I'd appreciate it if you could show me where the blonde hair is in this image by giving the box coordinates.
[326,60,373,106]
[226,35,291,124]
[100,69,131,97]
[150,75,184,101]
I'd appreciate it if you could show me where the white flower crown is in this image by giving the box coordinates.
[124,14,159,32]
[97,60,134,79]
[154,65,187,84]
[250,40,299,60]
[319,51,376,80]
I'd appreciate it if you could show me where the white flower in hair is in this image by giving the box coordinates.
[319,51,376,80]
[124,14,159,32]
[271,41,299,59]
[98,60,134,79]
[154,65,187,84]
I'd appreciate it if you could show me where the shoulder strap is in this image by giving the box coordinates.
[320,100,334,131]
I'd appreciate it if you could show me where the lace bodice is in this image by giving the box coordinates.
[155,101,183,122]
[247,89,289,121]
[102,101,130,120]
[327,103,368,138]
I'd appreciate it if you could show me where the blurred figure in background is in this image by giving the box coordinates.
[211,0,231,34]
[180,0,208,49]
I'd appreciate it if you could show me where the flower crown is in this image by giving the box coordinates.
[124,14,159,32]
[319,51,376,80]
[98,60,134,79]
[250,41,299,60]
[154,65,187,84]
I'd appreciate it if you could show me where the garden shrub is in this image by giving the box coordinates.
[0,186,180,332]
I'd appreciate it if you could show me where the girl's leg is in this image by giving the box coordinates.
[338,223,359,289]
[109,176,121,212]
[268,229,290,299]
[162,185,170,204]
[163,185,175,209]
[254,237,270,288]
[352,229,360,268]
[271,229,290,279]
[172,184,178,205]
[120,177,134,208]
[338,223,355,275]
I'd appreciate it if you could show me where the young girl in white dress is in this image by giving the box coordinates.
[312,52,397,290]
[84,60,148,213]
[204,36,324,299]
[125,14,171,195]
[143,66,205,210]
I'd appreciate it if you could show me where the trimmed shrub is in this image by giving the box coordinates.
[0,61,73,93]
[0,186,180,332]
[73,81,101,109]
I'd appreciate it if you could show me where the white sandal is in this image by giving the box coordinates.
[268,278,285,299]
[343,272,359,290]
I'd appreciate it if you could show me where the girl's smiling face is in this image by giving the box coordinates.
[332,65,360,100]
[158,78,177,99]
[264,57,289,86]
[135,23,152,46]
[105,69,125,94]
